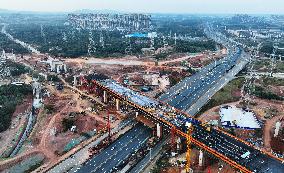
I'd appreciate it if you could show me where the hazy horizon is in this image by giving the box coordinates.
[1,0,284,15]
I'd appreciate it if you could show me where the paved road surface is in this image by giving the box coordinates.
[159,24,249,116]
[159,58,224,103]
[90,69,284,173]
[186,53,249,115]
[46,120,132,173]
[188,121,284,173]
[129,137,169,173]
[1,24,40,54]
[72,124,151,173]
[160,47,244,115]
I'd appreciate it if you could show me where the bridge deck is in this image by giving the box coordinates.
[92,79,284,173]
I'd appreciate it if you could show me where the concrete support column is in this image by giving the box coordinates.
[51,63,55,71]
[198,150,204,167]
[103,90,107,103]
[157,123,162,138]
[56,65,60,73]
[115,99,120,111]
[36,89,40,99]
[33,87,36,95]
[274,122,281,137]
[73,76,77,86]
[63,64,67,72]
[80,76,83,86]
[177,137,181,151]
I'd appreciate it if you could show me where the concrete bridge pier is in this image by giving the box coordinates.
[156,123,162,138]
[177,137,181,151]
[103,90,107,103]
[199,150,204,167]
[115,99,120,111]
[73,76,77,86]
[80,76,83,86]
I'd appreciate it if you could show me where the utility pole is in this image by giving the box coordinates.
[99,31,105,48]
[41,24,46,43]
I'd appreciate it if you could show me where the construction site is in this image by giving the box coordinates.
[0,38,283,173]
[0,10,283,173]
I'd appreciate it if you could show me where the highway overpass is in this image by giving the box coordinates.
[85,77,284,173]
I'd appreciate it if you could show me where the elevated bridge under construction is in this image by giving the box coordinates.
[73,75,284,173]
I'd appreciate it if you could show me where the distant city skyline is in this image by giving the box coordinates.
[1,0,284,14]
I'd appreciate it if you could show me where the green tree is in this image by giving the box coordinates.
[62,118,75,132]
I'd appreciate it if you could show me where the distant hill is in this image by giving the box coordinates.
[0,8,129,15]
[0,9,10,13]
[0,9,67,15]
[72,9,122,14]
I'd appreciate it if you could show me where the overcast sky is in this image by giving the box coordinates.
[1,0,284,14]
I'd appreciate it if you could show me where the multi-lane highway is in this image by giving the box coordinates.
[91,77,284,173]
[129,137,169,173]
[160,46,246,115]
[159,24,249,115]
[186,54,249,115]
[184,118,284,173]
[48,25,282,173]
[46,120,132,173]
[73,124,151,173]
[159,55,225,102]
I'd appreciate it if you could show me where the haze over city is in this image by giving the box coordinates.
[1,0,284,14]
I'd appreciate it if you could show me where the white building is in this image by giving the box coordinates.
[42,58,67,73]
[219,105,261,129]
[0,50,7,63]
